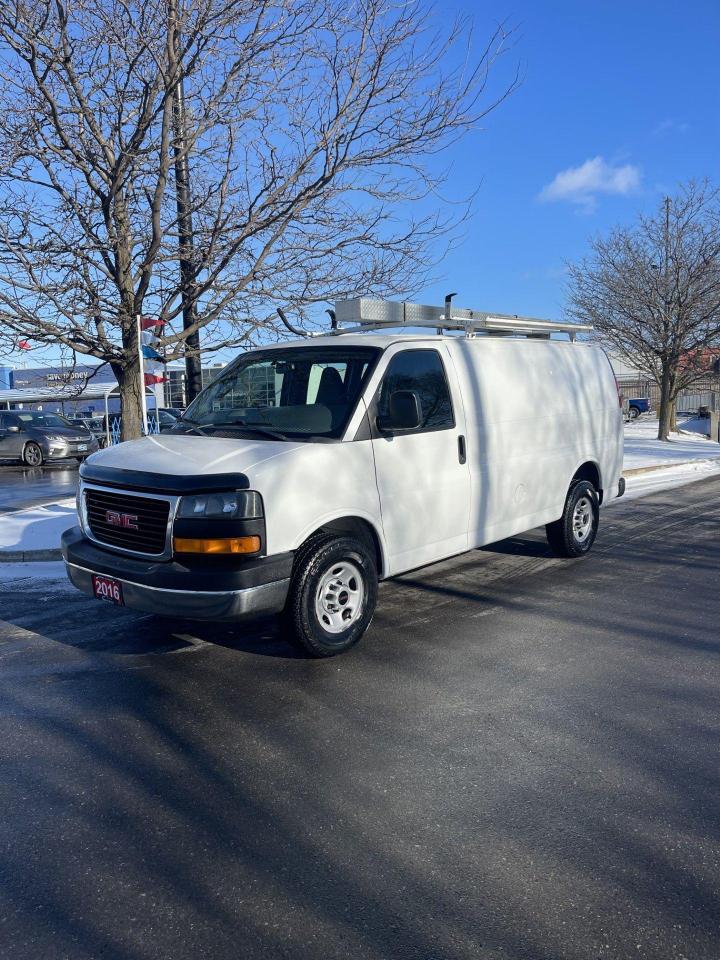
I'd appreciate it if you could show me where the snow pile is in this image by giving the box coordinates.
[620,458,720,502]
[0,498,76,553]
[624,417,720,471]
[674,416,714,437]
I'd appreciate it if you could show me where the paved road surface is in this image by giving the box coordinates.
[0,479,718,960]
[0,463,79,512]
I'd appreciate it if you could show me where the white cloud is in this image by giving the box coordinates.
[652,118,690,137]
[539,156,641,211]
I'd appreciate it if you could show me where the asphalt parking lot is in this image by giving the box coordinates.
[0,462,79,512]
[0,478,718,960]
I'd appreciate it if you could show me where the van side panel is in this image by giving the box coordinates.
[447,338,623,547]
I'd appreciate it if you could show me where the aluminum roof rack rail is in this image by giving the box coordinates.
[331,296,592,341]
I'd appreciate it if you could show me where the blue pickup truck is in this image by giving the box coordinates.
[627,397,650,420]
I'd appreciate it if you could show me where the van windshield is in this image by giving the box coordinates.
[177,345,380,440]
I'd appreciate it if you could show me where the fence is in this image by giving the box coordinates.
[107,414,162,445]
[676,390,720,414]
[617,376,720,414]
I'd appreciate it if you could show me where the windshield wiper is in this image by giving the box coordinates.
[203,420,288,441]
[173,416,211,437]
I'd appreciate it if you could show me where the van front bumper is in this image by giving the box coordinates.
[61,526,292,621]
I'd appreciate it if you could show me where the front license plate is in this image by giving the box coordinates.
[92,574,124,605]
[77,444,88,451]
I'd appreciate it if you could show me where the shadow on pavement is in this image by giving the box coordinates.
[0,481,718,958]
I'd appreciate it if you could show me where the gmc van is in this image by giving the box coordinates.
[62,299,624,657]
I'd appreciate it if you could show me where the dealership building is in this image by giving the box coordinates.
[0,361,226,416]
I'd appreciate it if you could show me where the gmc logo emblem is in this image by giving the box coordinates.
[105,510,139,530]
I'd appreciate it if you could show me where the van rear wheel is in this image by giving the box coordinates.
[283,534,378,657]
[546,480,599,558]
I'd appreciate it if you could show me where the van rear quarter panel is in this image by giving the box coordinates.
[448,338,623,546]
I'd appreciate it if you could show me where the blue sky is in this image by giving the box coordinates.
[417,0,720,319]
[7,0,719,370]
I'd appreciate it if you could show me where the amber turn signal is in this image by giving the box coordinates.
[173,536,261,555]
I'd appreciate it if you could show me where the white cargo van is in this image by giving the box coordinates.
[63,299,624,657]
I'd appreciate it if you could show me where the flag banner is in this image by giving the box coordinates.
[18,340,31,350]
[144,372,167,385]
[141,344,165,362]
[140,316,165,330]
[141,329,165,347]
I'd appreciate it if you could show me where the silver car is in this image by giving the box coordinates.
[0,410,99,466]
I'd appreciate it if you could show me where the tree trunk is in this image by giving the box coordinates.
[657,361,674,441]
[113,361,145,442]
[669,396,678,433]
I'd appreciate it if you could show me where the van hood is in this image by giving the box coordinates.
[86,433,306,479]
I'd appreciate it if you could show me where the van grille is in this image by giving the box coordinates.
[85,488,170,555]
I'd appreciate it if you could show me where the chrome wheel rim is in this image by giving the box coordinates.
[25,444,41,466]
[573,496,593,542]
[315,560,365,634]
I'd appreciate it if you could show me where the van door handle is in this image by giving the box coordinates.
[457,434,466,464]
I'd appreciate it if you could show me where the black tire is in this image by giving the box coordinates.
[628,406,640,420]
[282,534,378,657]
[23,441,43,467]
[546,480,599,558]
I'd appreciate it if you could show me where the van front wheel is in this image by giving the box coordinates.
[546,480,599,558]
[283,534,378,657]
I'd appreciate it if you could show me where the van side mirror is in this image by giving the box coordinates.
[377,390,423,432]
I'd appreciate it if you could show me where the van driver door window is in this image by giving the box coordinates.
[370,347,470,572]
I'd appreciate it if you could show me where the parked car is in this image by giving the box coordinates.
[159,407,184,421]
[156,408,183,430]
[627,397,650,420]
[106,408,183,439]
[0,410,99,465]
[68,415,111,448]
[62,298,624,658]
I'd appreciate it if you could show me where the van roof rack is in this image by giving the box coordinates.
[329,295,592,341]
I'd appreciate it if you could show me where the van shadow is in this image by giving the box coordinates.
[2,528,555,662]
[166,614,307,660]
[90,609,302,660]
[481,533,553,558]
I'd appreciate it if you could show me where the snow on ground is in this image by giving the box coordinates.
[615,457,720,503]
[624,417,720,470]
[0,498,75,552]
[673,415,715,437]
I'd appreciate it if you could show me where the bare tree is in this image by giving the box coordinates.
[567,182,720,440]
[0,0,518,439]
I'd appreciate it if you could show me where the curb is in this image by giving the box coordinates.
[0,548,63,563]
[623,456,720,477]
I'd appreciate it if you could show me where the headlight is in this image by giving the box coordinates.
[48,435,67,443]
[177,491,263,519]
